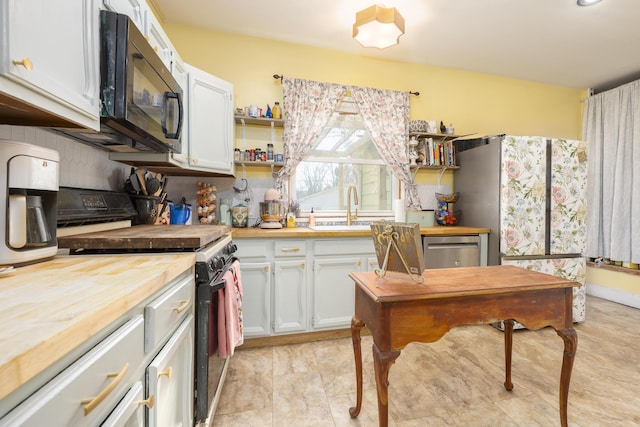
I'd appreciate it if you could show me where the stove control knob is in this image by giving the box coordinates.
[209,256,225,271]
[224,243,237,255]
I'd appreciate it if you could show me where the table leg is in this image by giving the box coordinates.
[372,344,401,427]
[555,328,578,427]
[349,316,365,418]
[503,319,515,391]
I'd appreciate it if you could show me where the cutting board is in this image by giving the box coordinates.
[57,224,231,250]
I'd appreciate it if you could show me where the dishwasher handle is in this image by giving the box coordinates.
[423,235,481,245]
[425,242,479,250]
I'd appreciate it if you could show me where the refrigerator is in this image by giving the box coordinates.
[455,135,587,323]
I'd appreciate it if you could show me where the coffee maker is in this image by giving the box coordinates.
[0,140,60,265]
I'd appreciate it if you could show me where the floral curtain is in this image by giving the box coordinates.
[276,77,417,210]
[349,85,419,209]
[583,79,640,264]
[274,77,343,197]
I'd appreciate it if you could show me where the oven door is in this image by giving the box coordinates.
[100,10,183,153]
[194,276,228,424]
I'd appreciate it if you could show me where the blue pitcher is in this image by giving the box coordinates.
[169,203,191,225]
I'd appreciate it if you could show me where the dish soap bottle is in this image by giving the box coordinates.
[272,102,281,119]
[308,208,316,226]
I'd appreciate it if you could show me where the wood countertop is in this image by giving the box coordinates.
[232,225,490,239]
[58,224,231,251]
[0,253,195,400]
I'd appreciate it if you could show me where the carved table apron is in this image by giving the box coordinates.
[348,265,579,427]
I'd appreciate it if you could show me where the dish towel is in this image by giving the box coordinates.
[217,260,244,358]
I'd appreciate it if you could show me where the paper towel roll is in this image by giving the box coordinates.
[394,199,406,222]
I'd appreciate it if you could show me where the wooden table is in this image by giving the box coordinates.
[348,265,579,427]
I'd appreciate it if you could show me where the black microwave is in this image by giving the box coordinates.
[97,9,183,153]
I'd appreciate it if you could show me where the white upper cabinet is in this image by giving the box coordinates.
[0,0,100,130]
[186,64,235,175]
[143,4,173,69]
[104,3,235,176]
[169,52,190,166]
[102,0,144,32]
[102,0,174,71]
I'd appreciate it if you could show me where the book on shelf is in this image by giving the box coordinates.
[420,138,457,167]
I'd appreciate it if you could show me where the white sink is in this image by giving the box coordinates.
[308,224,371,231]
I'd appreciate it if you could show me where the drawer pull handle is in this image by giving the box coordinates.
[300,263,305,269]
[137,394,155,409]
[263,266,269,272]
[80,363,129,415]
[158,367,172,380]
[280,247,300,252]
[12,57,33,71]
[357,260,362,266]
[173,299,191,314]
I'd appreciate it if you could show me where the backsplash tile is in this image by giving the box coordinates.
[0,125,129,191]
[0,126,261,225]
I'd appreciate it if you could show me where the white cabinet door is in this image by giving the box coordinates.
[186,64,235,175]
[312,257,361,330]
[367,256,379,272]
[100,380,145,427]
[273,259,307,334]
[1,0,100,129]
[241,262,272,337]
[170,53,190,166]
[146,315,194,427]
[143,6,173,69]
[101,0,144,32]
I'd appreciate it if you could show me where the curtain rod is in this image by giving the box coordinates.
[272,74,419,96]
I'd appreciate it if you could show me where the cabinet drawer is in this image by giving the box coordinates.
[273,240,307,257]
[314,239,374,256]
[144,274,194,353]
[235,239,269,259]
[0,316,144,427]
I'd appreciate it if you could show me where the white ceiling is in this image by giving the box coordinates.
[152,0,640,91]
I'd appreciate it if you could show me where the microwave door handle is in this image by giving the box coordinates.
[161,91,182,139]
[175,92,183,140]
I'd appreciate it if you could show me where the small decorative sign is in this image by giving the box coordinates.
[370,221,425,286]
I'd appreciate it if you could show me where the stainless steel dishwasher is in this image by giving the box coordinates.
[423,235,481,269]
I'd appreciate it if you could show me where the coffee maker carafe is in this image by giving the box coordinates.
[1,140,59,265]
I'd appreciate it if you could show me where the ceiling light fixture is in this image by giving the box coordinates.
[353,4,405,49]
[577,0,602,6]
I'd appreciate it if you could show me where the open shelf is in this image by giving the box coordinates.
[410,164,459,170]
[235,161,283,168]
[234,115,284,127]
[409,131,471,140]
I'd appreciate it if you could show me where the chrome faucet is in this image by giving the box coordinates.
[347,185,359,226]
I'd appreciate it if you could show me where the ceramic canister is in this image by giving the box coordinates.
[232,204,249,227]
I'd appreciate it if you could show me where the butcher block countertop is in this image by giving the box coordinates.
[232,225,490,239]
[0,253,195,400]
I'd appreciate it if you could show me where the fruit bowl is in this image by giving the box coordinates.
[435,192,460,203]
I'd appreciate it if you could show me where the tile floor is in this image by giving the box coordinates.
[213,296,640,426]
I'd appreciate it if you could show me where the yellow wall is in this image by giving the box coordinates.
[166,25,584,139]
[163,24,638,298]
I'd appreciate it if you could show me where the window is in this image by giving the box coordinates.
[290,111,395,216]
